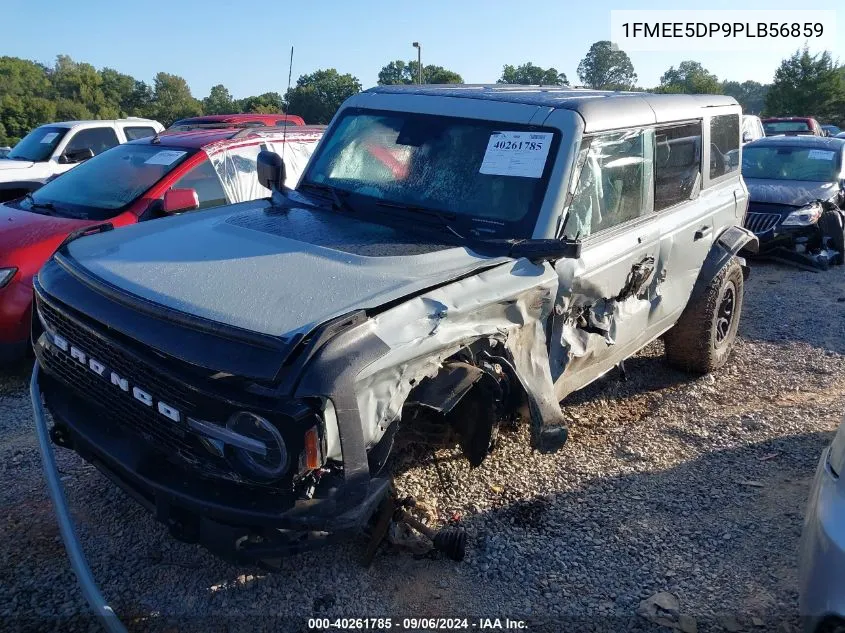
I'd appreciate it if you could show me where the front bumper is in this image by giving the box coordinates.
[799,447,845,632]
[745,222,838,270]
[33,355,390,563]
[753,223,819,252]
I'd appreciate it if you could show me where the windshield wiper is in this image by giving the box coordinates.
[23,193,83,219]
[23,193,58,215]
[299,181,355,213]
[375,201,465,240]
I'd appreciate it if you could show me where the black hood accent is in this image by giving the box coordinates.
[225,205,455,257]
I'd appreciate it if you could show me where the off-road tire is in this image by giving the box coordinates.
[664,256,744,374]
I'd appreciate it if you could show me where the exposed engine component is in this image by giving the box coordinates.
[402,346,521,467]
[363,493,467,565]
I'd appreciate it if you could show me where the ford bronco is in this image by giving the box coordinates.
[31,85,757,571]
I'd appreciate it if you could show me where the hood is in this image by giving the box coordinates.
[745,178,837,207]
[0,158,34,171]
[0,203,90,270]
[65,201,511,338]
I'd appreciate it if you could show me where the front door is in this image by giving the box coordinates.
[548,128,661,401]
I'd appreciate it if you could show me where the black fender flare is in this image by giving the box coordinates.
[688,226,758,305]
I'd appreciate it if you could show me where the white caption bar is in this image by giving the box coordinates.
[610,10,837,52]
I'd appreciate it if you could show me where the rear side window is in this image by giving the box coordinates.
[66,127,120,156]
[171,158,228,209]
[124,126,157,141]
[710,114,740,180]
[654,122,702,211]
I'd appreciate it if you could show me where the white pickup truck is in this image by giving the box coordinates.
[0,118,164,202]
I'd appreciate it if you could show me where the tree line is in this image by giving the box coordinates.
[2,44,844,146]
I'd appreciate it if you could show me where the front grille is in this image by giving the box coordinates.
[744,212,781,234]
[37,298,217,469]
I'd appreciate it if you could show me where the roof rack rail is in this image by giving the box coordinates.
[230,125,327,139]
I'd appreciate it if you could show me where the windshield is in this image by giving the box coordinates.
[763,120,811,135]
[302,110,558,238]
[7,126,68,162]
[742,145,841,182]
[28,143,194,220]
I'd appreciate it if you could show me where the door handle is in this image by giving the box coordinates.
[694,226,712,241]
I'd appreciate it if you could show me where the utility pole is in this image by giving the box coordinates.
[412,42,422,84]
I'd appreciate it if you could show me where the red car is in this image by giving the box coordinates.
[0,125,324,362]
[762,116,825,137]
[169,113,306,130]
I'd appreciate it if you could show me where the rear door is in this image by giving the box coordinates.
[651,111,743,332]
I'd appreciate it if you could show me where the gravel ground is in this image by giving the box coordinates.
[1,261,844,633]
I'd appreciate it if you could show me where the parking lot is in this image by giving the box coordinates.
[0,260,842,632]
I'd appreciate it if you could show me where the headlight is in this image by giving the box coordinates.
[225,411,288,480]
[0,267,17,288]
[782,202,822,226]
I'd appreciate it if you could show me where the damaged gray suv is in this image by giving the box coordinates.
[31,85,757,569]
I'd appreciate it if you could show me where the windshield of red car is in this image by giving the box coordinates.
[27,143,195,219]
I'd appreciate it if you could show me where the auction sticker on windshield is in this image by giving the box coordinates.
[40,132,59,144]
[145,150,187,166]
[808,150,835,160]
[480,131,553,178]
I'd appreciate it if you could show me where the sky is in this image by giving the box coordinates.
[3,0,842,100]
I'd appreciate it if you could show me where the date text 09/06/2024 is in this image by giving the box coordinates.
[307,618,528,630]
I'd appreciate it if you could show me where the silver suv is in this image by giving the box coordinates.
[32,85,756,573]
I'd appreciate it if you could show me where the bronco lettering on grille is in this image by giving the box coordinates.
[49,332,182,423]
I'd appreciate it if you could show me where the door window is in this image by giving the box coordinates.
[123,126,158,141]
[709,114,740,180]
[654,123,702,211]
[171,158,228,209]
[562,129,651,239]
[65,127,120,156]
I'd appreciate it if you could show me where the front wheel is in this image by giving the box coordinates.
[664,257,744,374]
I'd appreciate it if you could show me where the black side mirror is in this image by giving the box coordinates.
[257,150,286,192]
[61,147,95,164]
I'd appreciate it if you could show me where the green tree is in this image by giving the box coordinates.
[0,56,52,98]
[721,80,769,114]
[239,91,285,113]
[765,48,845,123]
[0,94,56,145]
[657,61,721,94]
[497,62,568,86]
[124,80,154,117]
[51,55,116,118]
[149,72,202,125]
[202,84,236,114]
[377,60,463,85]
[285,69,362,124]
[0,56,56,143]
[577,41,637,90]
